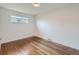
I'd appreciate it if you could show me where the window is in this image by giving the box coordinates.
[11,16,31,23]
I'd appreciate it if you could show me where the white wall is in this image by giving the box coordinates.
[0,9,1,35]
[0,7,35,43]
[35,4,79,50]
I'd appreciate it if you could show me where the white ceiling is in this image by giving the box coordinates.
[0,3,70,15]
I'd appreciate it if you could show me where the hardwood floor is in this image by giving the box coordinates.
[1,36,79,55]
[0,50,1,55]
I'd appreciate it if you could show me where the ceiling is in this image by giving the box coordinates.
[0,3,70,15]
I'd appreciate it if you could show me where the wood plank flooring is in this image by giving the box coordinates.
[0,50,1,55]
[1,36,79,55]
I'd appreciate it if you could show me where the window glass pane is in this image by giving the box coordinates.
[11,16,30,23]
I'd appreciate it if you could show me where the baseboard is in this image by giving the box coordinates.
[1,35,35,44]
[1,35,79,51]
[35,35,79,51]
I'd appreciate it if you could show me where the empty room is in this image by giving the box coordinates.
[0,3,79,55]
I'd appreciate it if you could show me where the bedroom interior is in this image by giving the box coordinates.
[0,3,79,55]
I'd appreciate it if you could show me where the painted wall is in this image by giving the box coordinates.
[0,8,2,49]
[35,4,79,50]
[0,7,35,43]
